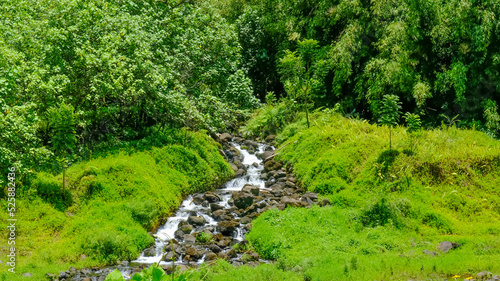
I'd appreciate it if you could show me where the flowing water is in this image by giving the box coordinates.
[110,142,269,279]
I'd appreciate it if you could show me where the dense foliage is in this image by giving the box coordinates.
[0,130,233,280]
[0,0,258,187]
[228,0,500,135]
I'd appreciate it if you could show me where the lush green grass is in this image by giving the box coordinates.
[0,130,233,280]
[230,108,500,280]
[187,260,302,281]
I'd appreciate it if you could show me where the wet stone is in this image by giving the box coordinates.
[210,203,224,212]
[143,246,156,257]
[205,252,218,261]
[217,220,239,236]
[204,192,221,203]
[208,244,222,253]
[183,234,196,243]
[180,224,193,234]
[187,216,206,226]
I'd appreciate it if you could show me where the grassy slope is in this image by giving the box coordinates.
[225,109,500,280]
[0,130,233,280]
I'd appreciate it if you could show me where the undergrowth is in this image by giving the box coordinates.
[234,105,500,280]
[0,129,233,280]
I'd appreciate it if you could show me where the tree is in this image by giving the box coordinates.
[47,103,77,190]
[278,39,328,128]
[404,112,422,152]
[0,103,53,188]
[378,95,402,150]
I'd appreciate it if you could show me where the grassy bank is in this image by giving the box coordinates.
[0,129,233,280]
[229,107,500,280]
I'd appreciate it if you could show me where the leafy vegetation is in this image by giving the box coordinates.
[0,0,257,187]
[215,0,500,135]
[238,108,500,280]
[0,130,233,280]
[1,0,500,280]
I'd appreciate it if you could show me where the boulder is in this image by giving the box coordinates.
[258,151,274,160]
[242,184,260,196]
[208,244,222,253]
[217,220,240,236]
[174,229,184,239]
[210,203,224,212]
[225,248,237,258]
[212,209,227,221]
[281,196,308,208]
[217,238,232,248]
[438,241,460,253]
[143,246,157,257]
[269,182,286,190]
[192,194,205,205]
[274,171,287,178]
[244,140,258,149]
[217,252,229,260]
[302,192,318,202]
[22,273,31,277]
[163,251,178,261]
[270,189,283,197]
[205,252,218,262]
[264,160,282,172]
[183,234,196,243]
[188,216,206,226]
[301,196,315,206]
[219,133,233,143]
[239,216,252,224]
[319,198,331,207]
[204,192,221,203]
[230,163,238,172]
[235,169,245,177]
[265,178,276,187]
[180,224,193,234]
[233,192,255,209]
[285,181,296,188]
[185,246,204,260]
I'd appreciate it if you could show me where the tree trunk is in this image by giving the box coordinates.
[389,128,392,151]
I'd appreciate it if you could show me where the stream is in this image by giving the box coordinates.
[68,141,275,281]
[132,142,268,267]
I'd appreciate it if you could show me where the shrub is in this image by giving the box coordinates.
[196,232,212,244]
[360,198,405,229]
[421,212,453,234]
[33,173,73,211]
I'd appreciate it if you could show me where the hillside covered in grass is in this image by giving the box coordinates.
[0,130,233,280]
[236,107,500,280]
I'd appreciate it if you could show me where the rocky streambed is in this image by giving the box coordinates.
[50,135,326,281]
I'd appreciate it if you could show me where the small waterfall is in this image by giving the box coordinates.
[132,142,269,268]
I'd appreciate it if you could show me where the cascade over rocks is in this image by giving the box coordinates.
[62,135,330,280]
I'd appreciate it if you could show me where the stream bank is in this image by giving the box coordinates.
[51,135,325,281]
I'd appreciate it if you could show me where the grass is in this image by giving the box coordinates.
[220,107,500,280]
[0,129,233,280]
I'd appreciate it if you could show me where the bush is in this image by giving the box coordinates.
[196,232,212,244]
[33,173,73,211]
[421,212,453,234]
[360,198,405,229]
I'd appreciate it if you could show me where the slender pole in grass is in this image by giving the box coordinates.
[378,95,402,151]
